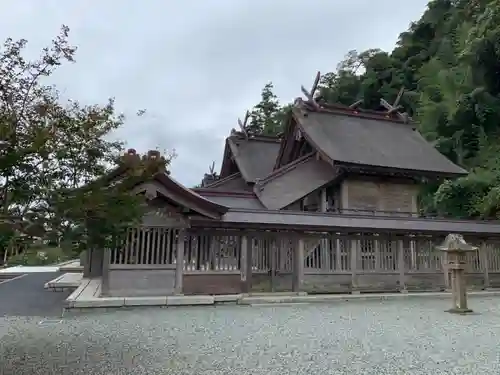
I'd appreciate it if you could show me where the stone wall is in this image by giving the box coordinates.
[183,273,242,295]
[356,273,401,292]
[250,273,294,292]
[107,269,176,297]
[404,273,446,292]
[302,274,351,293]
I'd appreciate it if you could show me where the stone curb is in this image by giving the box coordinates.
[238,290,500,305]
[62,290,500,314]
[44,273,82,290]
[56,259,80,267]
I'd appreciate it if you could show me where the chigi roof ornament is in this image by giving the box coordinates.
[237,110,250,139]
[380,88,411,123]
[230,110,250,139]
[300,71,321,110]
[208,161,216,176]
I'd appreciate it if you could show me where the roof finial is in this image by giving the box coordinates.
[380,87,410,123]
[209,161,216,176]
[300,71,321,110]
[237,110,250,139]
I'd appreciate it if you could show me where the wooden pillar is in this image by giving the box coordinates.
[480,241,490,289]
[351,238,359,293]
[410,239,417,269]
[245,236,253,293]
[101,248,111,296]
[398,238,407,293]
[374,238,380,271]
[411,189,419,217]
[335,238,342,271]
[270,242,276,292]
[293,237,304,292]
[320,188,327,212]
[240,235,248,285]
[209,237,217,270]
[319,188,331,269]
[175,229,185,294]
[340,182,349,213]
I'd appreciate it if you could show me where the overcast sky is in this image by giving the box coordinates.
[2,0,429,187]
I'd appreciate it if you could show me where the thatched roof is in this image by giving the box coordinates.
[294,103,467,177]
[254,154,341,210]
[220,135,281,183]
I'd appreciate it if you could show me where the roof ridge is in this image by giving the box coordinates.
[193,188,257,197]
[256,152,315,187]
[229,134,281,143]
[295,98,412,125]
[203,172,242,188]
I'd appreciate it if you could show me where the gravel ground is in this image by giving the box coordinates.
[1,296,500,375]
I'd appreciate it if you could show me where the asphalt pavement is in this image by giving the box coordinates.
[0,272,71,317]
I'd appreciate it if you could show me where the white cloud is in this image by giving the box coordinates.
[0,0,429,186]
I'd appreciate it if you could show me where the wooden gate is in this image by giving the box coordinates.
[182,231,243,295]
[250,235,295,292]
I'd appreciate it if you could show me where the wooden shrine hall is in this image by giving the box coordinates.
[85,73,500,298]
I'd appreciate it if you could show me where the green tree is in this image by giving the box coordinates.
[315,0,500,219]
[247,82,286,136]
[207,0,500,220]
[51,149,170,252]
[0,26,172,261]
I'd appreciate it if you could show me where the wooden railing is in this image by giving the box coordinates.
[184,232,241,272]
[108,227,500,287]
[110,227,179,266]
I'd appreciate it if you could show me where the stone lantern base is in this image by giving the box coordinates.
[445,307,473,315]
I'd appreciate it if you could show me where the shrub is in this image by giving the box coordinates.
[7,246,71,266]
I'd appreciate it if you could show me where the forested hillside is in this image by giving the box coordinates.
[245,0,500,220]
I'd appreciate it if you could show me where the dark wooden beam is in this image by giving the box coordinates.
[300,71,321,110]
[380,87,409,121]
[336,162,461,180]
[237,110,250,139]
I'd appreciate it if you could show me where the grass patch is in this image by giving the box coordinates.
[7,246,72,266]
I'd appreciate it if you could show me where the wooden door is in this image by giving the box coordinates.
[250,236,294,293]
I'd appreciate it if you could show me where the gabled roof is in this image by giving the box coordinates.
[133,173,229,219]
[291,101,467,177]
[219,134,281,183]
[254,153,341,210]
[194,188,265,210]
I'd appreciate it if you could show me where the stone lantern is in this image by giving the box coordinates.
[436,233,477,314]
